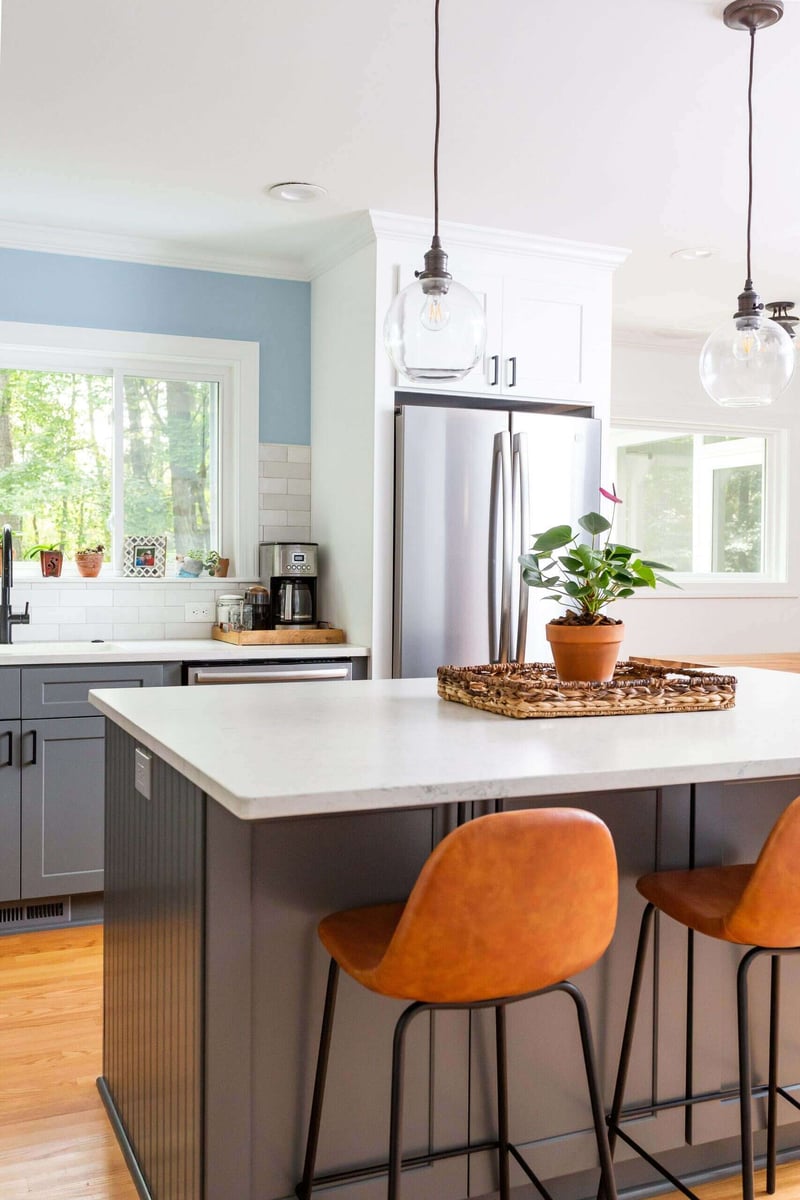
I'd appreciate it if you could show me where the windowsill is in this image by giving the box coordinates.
[11,572,258,585]
[632,579,797,600]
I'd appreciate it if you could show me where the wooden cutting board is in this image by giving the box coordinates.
[211,627,346,646]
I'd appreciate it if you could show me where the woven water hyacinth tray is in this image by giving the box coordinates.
[437,661,737,719]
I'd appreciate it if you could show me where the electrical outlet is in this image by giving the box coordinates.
[185,602,215,622]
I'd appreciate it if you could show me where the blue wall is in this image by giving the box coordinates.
[0,247,311,444]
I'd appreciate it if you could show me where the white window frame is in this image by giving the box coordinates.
[0,321,259,580]
[610,417,791,598]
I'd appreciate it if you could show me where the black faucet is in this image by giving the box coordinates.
[0,525,30,644]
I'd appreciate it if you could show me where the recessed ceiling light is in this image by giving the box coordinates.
[671,247,714,261]
[267,182,327,203]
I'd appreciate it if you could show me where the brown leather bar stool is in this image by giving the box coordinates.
[296,808,620,1200]
[606,794,800,1200]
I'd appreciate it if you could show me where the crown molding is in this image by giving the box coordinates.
[367,210,630,270]
[304,213,377,280]
[0,219,307,281]
[614,325,706,353]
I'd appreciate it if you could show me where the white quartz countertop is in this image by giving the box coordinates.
[90,667,800,821]
[0,639,368,665]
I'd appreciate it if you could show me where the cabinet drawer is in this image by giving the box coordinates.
[0,669,20,720]
[22,664,165,719]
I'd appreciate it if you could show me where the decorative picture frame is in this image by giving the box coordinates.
[122,535,167,578]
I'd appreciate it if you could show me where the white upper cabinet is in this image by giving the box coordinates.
[393,254,611,405]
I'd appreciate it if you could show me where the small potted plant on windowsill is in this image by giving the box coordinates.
[26,543,64,578]
[518,486,678,682]
[75,544,105,578]
[204,550,229,578]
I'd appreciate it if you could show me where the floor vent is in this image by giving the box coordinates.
[0,898,71,932]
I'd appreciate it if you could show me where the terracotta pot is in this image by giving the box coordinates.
[39,549,63,578]
[212,558,230,578]
[546,621,625,683]
[75,551,103,578]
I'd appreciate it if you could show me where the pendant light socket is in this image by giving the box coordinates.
[416,236,452,295]
[734,281,764,325]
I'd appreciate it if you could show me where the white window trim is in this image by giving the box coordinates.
[0,321,259,581]
[610,416,793,598]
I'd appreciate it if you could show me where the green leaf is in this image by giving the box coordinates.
[578,511,612,535]
[564,581,591,597]
[608,543,639,559]
[532,524,574,553]
[639,559,674,571]
[630,560,657,588]
[521,570,549,589]
[574,543,602,570]
[558,554,585,572]
[616,587,636,598]
[655,573,682,589]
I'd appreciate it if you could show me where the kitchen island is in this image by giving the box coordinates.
[91,670,800,1200]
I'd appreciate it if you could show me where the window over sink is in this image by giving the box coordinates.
[0,323,258,578]
[609,421,788,593]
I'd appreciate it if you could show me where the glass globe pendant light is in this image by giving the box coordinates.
[699,0,794,408]
[383,0,487,382]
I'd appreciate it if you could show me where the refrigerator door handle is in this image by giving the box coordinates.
[512,431,531,662]
[488,430,512,663]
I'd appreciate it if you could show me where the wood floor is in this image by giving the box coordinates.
[2,924,800,1200]
[0,924,137,1199]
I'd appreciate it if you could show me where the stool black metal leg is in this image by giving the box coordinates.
[767,954,781,1195]
[606,903,655,1160]
[298,959,340,1200]
[388,1002,425,1200]
[496,1004,511,1200]
[560,981,618,1200]
[737,948,760,1200]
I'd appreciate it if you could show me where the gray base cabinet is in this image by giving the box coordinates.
[0,662,171,902]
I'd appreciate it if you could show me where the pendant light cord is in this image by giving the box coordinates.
[745,26,755,286]
[433,0,441,240]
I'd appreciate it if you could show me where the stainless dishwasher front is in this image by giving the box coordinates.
[183,659,354,685]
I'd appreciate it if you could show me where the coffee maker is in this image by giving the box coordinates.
[259,542,318,628]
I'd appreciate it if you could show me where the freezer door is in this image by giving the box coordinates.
[394,404,510,677]
[510,411,602,663]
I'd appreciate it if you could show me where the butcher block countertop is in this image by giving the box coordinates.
[637,654,800,674]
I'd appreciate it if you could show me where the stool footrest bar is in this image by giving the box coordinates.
[611,1125,703,1200]
[295,1138,502,1194]
[777,1086,800,1113]
[508,1142,557,1200]
[616,1076,800,1123]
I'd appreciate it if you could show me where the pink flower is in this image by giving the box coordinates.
[599,485,622,505]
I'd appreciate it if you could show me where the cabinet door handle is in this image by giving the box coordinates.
[0,730,11,767]
[489,354,499,386]
[25,730,37,766]
[507,356,517,388]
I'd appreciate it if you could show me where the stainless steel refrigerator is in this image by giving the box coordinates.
[393,396,602,677]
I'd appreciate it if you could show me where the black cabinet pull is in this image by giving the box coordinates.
[508,356,517,388]
[0,730,11,767]
[489,354,499,386]
[25,729,37,766]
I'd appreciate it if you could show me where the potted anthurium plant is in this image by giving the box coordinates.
[518,486,678,682]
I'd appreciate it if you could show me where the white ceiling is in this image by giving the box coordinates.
[2,0,800,338]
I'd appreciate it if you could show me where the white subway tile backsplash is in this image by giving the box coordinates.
[164,587,214,605]
[112,623,166,640]
[138,605,184,623]
[59,588,114,607]
[163,622,214,639]
[13,624,61,642]
[34,607,87,624]
[262,462,310,480]
[284,493,311,511]
[7,441,311,643]
[259,477,288,494]
[260,524,312,543]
